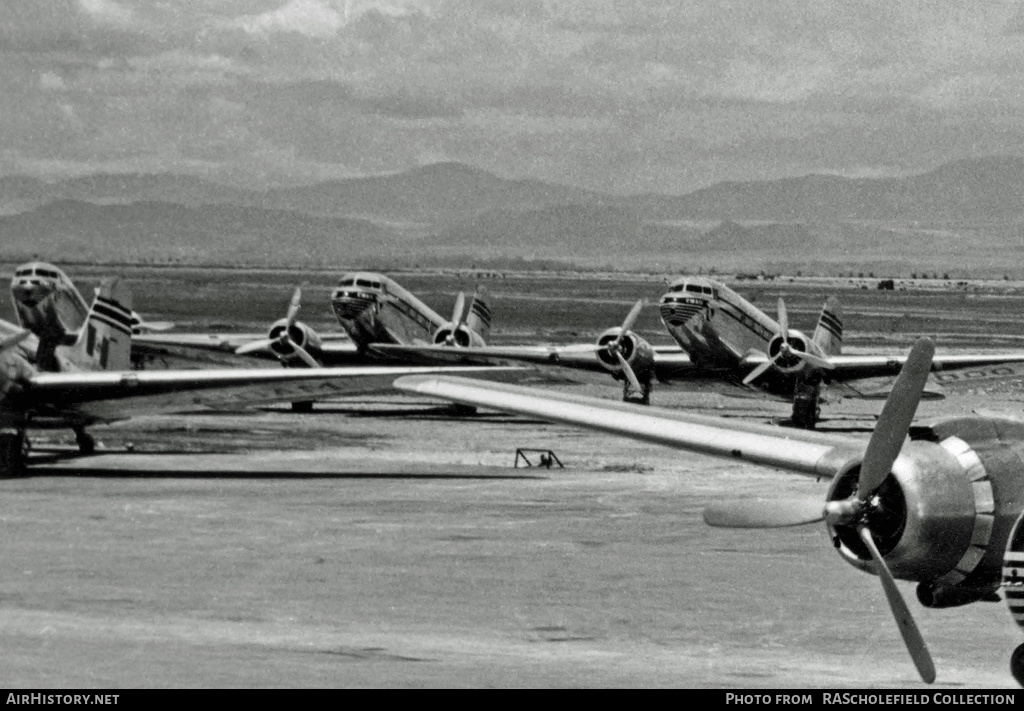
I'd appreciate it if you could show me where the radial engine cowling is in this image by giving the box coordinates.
[267,319,322,358]
[825,418,1024,597]
[766,331,809,372]
[595,328,655,382]
[433,324,483,348]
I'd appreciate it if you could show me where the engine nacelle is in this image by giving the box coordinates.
[916,580,999,608]
[595,328,655,382]
[766,330,810,373]
[433,323,485,348]
[825,416,1024,595]
[267,319,322,359]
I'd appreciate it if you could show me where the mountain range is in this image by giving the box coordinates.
[2,156,1023,274]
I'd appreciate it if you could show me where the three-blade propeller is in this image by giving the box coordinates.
[443,293,468,346]
[706,338,937,684]
[236,287,320,367]
[742,298,834,386]
[602,300,644,394]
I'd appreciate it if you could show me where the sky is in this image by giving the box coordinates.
[3,0,1024,195]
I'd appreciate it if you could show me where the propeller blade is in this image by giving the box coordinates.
[285,287,302,328]
[857,526,936,684]
[451,292,466,326]
[618,300,644,339]
[235,338,275,355]
[858,338,935,496]
[615,350,643,394]
[290,343,321,368]
[0,330,31,354]
[791,350,835,371]
[704,498,825,528]
[777,297,789,341]
[742,357,777,386]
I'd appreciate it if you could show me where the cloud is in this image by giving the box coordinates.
[77,0,134,28]
[235,0,347,38]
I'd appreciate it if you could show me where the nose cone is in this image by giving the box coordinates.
[331,289,378,322]
[11,278,55,309]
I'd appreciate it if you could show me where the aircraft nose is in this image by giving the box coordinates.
[11,280,49,307]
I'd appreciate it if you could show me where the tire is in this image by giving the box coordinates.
[0,430,27,478]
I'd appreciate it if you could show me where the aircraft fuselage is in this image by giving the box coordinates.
[330,272,447,350]
[10,261,89,347]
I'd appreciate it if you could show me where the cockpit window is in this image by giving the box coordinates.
[370,281,380,289]
[703,286,712,294]
[339,278,355,286]
[685,284,704,293]
[14,269,30,277]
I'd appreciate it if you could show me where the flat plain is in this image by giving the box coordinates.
[1,265,1023,688]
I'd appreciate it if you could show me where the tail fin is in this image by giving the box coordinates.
[812,296,843,355]
[465,286,492,344]
[73,278,134,371]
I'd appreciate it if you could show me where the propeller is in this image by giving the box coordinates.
[706,338,937,683]
[236,287,319,367]
[603,300,644,393]
[742,297,835,385]
[443,293,468,346]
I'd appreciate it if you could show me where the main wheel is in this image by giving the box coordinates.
[1011,643,1024,687]
[791,397,820,429]
[0,430,28,478]
[74,428,96,455]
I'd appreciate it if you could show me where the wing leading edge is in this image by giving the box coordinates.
[393,375,865,478]
[25,366,523,422]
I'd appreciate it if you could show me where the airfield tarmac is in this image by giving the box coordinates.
[3,269,1024,688]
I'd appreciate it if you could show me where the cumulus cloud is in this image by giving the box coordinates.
[235,0,347,38]
[77,0,134,28]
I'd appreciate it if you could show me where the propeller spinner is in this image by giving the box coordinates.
[706,338,937,684]
[743,298,834,386]
[236,287,319,367]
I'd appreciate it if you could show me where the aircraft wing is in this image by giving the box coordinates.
[393,375,864,478]
[819,353,1024,383]
[23,365,521,423]
[132,332,363,366]
[370,343,698,382]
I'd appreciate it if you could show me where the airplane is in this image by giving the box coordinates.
[376,276,1024,427]
[132,272,493,369]
[0,266,518,477]
[393,339,1024,685]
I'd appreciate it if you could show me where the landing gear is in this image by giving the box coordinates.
[0,427,28,477]
[622,377,652,405]
[74,426,96,455]
[1011,643,1024,687]
[291,401,314,413]
[790,372,822,429]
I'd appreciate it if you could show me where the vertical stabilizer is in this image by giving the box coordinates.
[812,296,843,355]
[465,287,492,344]
[72,278,134,371]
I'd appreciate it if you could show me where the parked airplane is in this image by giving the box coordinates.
[0,267,516,477]
[133,272,493,371]
[393,339,1024,685]
[378,276,1024,427]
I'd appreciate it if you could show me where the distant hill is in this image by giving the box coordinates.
[3,157,1024,274]
[0,200,395,266]
[652,156,1024,222]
